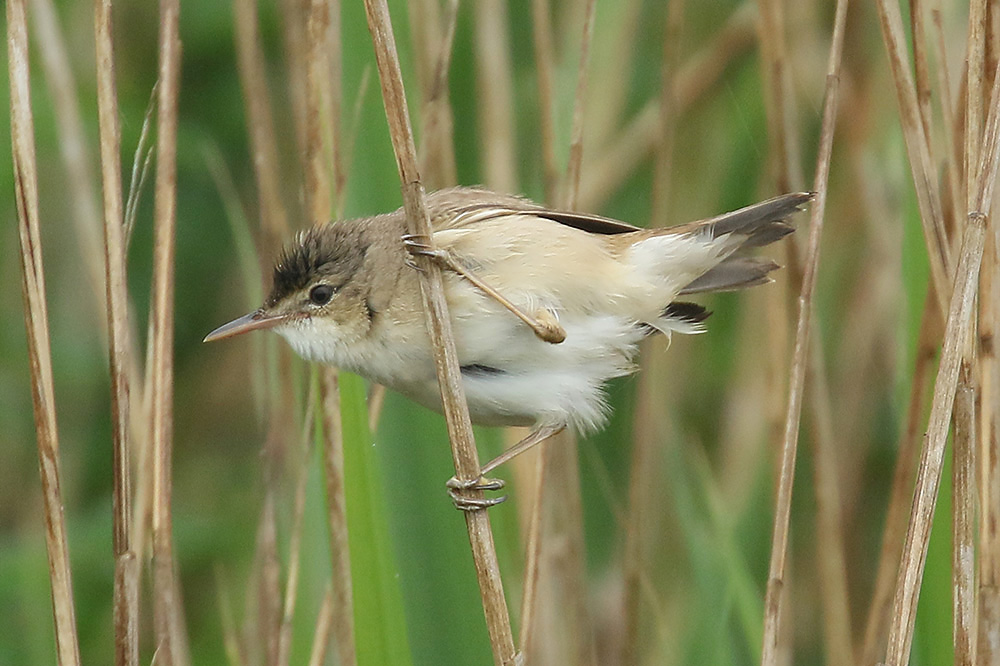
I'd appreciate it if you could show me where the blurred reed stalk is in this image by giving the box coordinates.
[622,3,686,661]
[520,2,599,665]
[94,0,140,663]
[874,0,1000,660]
[361,1,517,664]
[7,1,82,663]
[759,0,848,663]
[150,0,188,662]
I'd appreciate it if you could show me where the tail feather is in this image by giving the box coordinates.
[673,192,811,294]
[680,257,780,294]
[699,192,813,240]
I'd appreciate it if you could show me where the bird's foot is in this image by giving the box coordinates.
[446,475,507,511]
[401,234,442,270]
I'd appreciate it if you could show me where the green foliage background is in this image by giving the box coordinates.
[0,0,962,664]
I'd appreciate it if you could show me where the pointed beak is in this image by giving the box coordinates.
[203,310,290,342]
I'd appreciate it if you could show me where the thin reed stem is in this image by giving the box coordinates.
[760,0,847,662]
[320,370,357,666]
[94,0,139,662]
[954,365,976,666]
[7,1,82,662]
[362,2,517,664]
[885,58,1000,664]
[150,0,187,661]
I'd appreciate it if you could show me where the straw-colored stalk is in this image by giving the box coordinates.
[531,0,560,203]
[150,0,188,662]
[577,2,757,213]
[953,364,976,666]
[361,2,517,664]
[979,237,1000,664]
[31,0,105,316]
[874,0,951,317]
[760,0,848,662]
[7,1,82,663]
[884,57,1000,665]
[520,3,599,664]
[860,291,939,663]
[94,0,140,663]
[416,0,459,189]
[319,369,357,666]
[233,0,290,250]
[622,2,685,661]
[276,398,317,666]
[475,0,518,194]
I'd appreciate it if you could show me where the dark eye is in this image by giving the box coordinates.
[309,284,335,306]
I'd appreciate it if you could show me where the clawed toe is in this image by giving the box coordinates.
[401,234,435,255]
[446,475,507,510]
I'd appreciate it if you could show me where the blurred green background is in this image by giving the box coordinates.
[1,0,964,664]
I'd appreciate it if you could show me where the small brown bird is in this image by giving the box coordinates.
[206,186,811,508]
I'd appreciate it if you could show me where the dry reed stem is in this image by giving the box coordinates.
[276,400,316,666]
[621,344,666,666]
[519,4,598,662]
[31,0,105,317]
[299,4,356,663]
[578,1,756,213]
[326,0,345,209]
[954,366,977,666]
[859,291,939,664]
[150,0,186,661]
[304,0,333,226]
[759,0,847,661]
[516,448,547,661]
[807,328,855,666]
[94,0,140,662]
[362,2,516,664]
[621,3,686,661]
[874,0,951,317]
[979,237,1000,664]
[650,0,685,228]
[519,2,560,649]
[416,0,459,188]
[255,494,282,663]
[7,2,82,663]
[910,0,933,144]
[320,369,357,666]
[884,58,1000,664]
[475,0,518,193]
[538,5,599,663]
[233,0,290,250]
[308,583,336,666]
[563,0,595,209]
[755,0,802,193]
[969,0,988,210]
[531,0,559,203]
[276,0,307,160]
[931,9,965,237]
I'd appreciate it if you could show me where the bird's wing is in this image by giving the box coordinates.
[426,186,640,235]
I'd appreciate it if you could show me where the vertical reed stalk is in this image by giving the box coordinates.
[150,0,186,661]
[7,1,82,662]
[319,370,357,666]
[953,365,976,666]
[884,57,1000,665]
[760,0,848,662]
[362,2,516,663]
[94,0,139,663]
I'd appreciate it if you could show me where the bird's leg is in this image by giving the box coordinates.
[402,234,567,344]
[447,424,565,511]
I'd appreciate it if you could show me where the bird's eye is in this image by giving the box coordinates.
[309,284,335,306]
